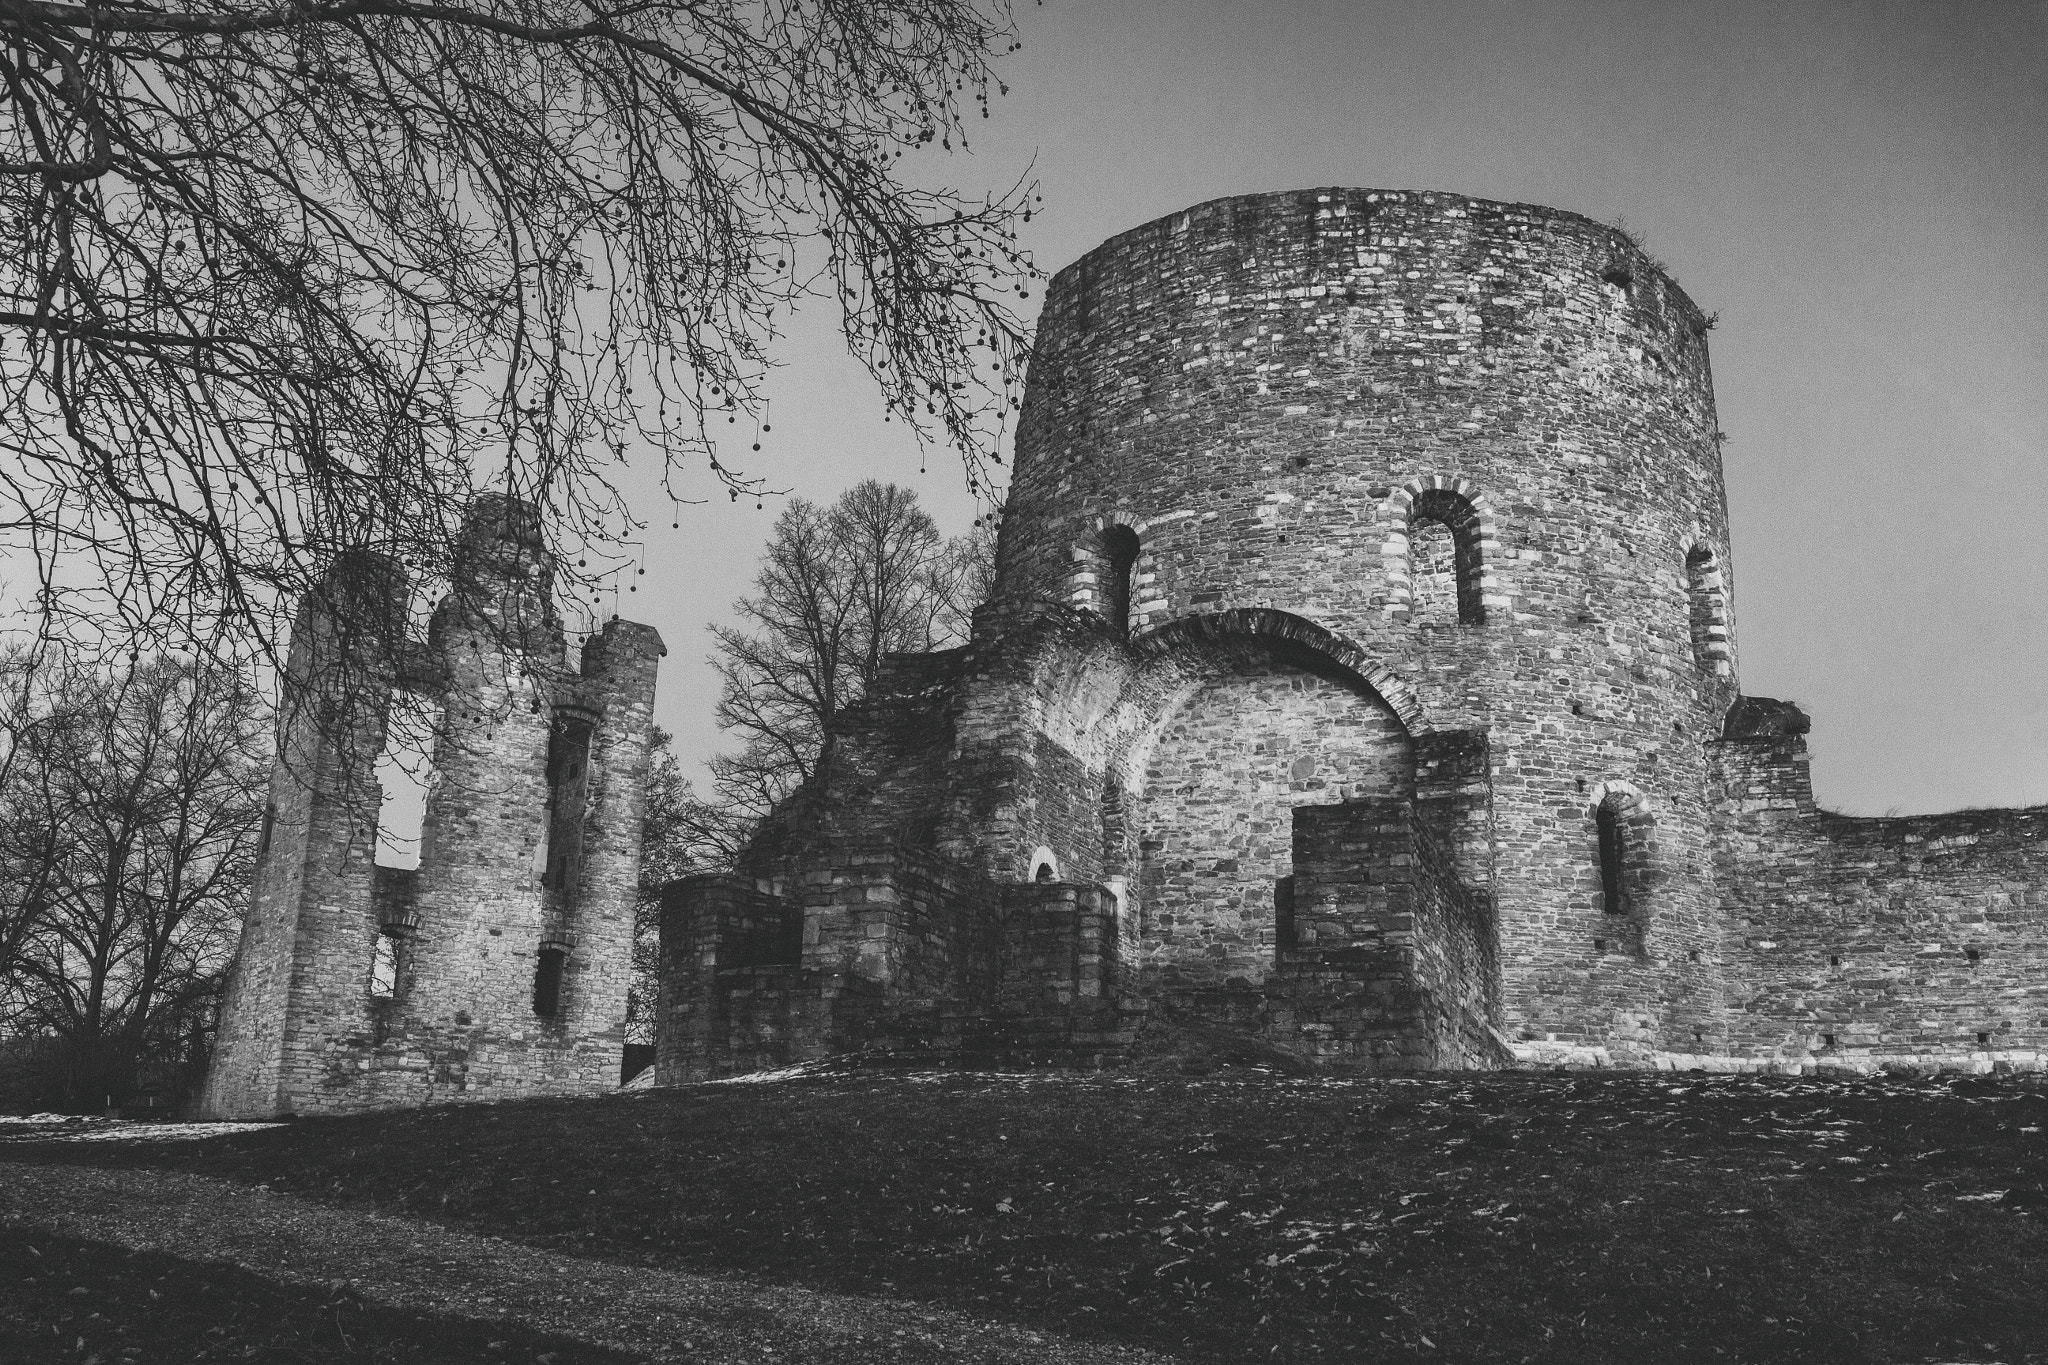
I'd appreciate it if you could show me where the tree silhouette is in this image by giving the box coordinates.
[0,0,1037,687]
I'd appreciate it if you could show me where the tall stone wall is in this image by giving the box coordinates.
[199,501,663,1119]
[1713,721,2048,1067]
[200,554,402,1119]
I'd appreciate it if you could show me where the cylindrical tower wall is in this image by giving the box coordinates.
[1001,188,1737,1050]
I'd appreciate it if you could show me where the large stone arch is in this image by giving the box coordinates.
[1099,609,1422,989]
[1128,608,1424,732]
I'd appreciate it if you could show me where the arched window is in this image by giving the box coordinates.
[1100,525,1141,636]
[1589,784,1650,932]
[1387,485,1487,626]
[1685,545,1731,675]
[1028,845,1060,884]
[532,940,570,1018]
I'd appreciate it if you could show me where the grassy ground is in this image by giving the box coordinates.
[10,1066,2048,1363]
[0,1229,634,1364]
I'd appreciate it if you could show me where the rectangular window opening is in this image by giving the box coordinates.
[368,932,400,999]
[375,702,442,870]
[533,946,567,1018]
[543,715,595,905]
[1274,875,1296,954]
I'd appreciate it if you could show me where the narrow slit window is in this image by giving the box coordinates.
[1100,526,1141,637]
[1597,802,1627,916]
[543,715,595,905]
[532,945,567,1018]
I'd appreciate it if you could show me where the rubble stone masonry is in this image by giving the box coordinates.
[200,497,662,1118]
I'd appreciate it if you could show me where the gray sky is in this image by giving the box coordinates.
[634,0,2047,818]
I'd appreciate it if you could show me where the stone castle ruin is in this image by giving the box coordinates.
[202,189,2047,1118]
[199,496,663,1119]
[658,188,2048,1081]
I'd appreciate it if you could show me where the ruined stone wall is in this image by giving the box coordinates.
[1263,799,1505,1069]
[1714,731,2048,1066]
[798,842,1002,998]
[993,188,1732,1052]
[1136,655,1413,988]
[655,857,1135,1082]
[200,557,400,1119]
[199,502,662,1119]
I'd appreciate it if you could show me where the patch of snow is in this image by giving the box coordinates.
[0,1115,282,1142]
[705,1059,850,1086]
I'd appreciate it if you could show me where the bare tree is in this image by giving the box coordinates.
[0,653,265,1109]
[707,478,983,821]
[0,0,1039,698]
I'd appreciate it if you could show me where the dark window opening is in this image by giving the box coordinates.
[1829,954,1842,968]
[1034,861,1055,884]
[258,803,276,857]
[1822,1033,1836,1049]
[1406,489,1485,626]
[543,715,594,904]
[1966,947,1982,963]
[1597,802,1627,916]
[1977,1031,1991,1046]
[1100,525,1141,636]
[533,946,567,1018]
[1274,875,1296,953]
[1593,937,1608,954]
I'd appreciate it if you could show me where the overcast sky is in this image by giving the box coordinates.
[631,0,2047,819]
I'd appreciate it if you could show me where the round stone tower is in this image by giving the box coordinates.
[995,188,1738,1054]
